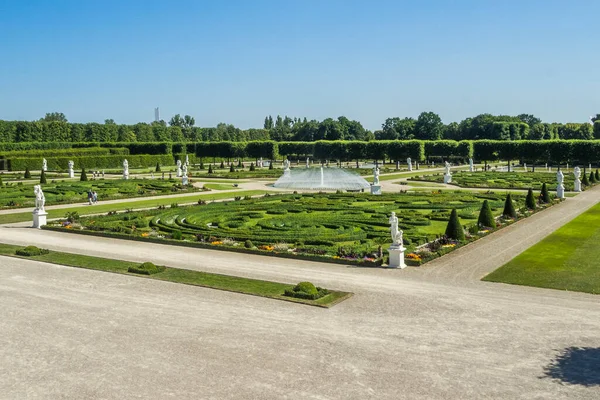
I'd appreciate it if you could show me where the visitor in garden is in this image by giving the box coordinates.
[93,191,98,204]
[87,190,93,205]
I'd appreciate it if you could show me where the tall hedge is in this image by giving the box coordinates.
[8,154,174,171]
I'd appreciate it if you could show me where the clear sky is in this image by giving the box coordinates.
[0,0,598,130]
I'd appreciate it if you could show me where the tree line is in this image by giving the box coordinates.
[0,112,598,143]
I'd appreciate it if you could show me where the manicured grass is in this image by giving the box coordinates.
[0,243,351,307]
[203,183,241,191]
[0,190,268,225]
[483,202,600,294]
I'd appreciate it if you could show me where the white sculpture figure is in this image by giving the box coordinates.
[283,159,290,171]
[182,163,189,185]
[469,158,474,172]
[443,161,452,184]
[32,185,47,228]
[387,212,406,269]
[122,159,129,180]
[258,157,263,168]
[523,162,527,172]
[42,158,47,172]
[574,166,582,192]
[68,160,75,178]
[373,166,380,185]
[556,169,565,199]
[185,154,190,166]
[306,157,310,168]
[176,159,182,177]
[407,157,412,171]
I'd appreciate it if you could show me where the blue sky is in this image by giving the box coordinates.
[0,0,598,130]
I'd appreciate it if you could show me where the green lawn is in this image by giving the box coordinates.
[0,190,268,225]
[203,183,241,191]
[0,243,351,307]
[483,202,600,294]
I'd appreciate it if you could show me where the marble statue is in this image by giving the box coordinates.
[182,163,188,185]
[185,154,189,166]
[556,169,565,199]
[373,166,380,185]
[42,158,47,172]
[407,157,412,171]
[523,162,527,172]
[68,160,75,178]
[574,166,582,192]
[389,212,403,247]
[122,159,129,180]
[469,158,474,172]
[283,159,290,171]
[176,159,182,177]
[443,161,452,184]
[34,185,45,212]
[306,157,310,168]
[258,157,263,168]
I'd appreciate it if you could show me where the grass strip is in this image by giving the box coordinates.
[483,202,600,294]
[0,190,268,225]
[0,243,351,307]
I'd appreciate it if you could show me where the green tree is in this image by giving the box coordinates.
[540,183,550,203]
[502,193,517,218]
[445,209,465,241]
[414,112,444,140]
[41,112,67,122]
[517,114,541,126]
[80,168,88,182]
[379,117,416,140]
[104,119,116,124]
[40,169,47,184]
[24,167,31,179]
[525,188,536,209]
[169,114,184,127]
[477,200,495,228]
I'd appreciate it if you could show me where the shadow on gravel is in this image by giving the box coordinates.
[542,347,600,386]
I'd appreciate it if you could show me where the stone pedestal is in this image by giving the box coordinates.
[68,169,74,178]
[387,245,406,269]
[182,176,189,185]
[574,179,582,192]
[443,174,452,184]
[32,210,48,229]
[123,173,129,180]
[557,184,565,199]
[370,185,382,195]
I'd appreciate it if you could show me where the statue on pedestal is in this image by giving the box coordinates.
[34,185,45,212]
[556,169,565,198]
[306,157,310,168]
[389,212,403,247]
[182,163,188,185]
[283,159,290,171]
[573,166,582,192]
[185,154,189,166]
[443,161,452,183]
[123,159,129,180]
[469,158,474,172]
[176,159,182,177]
[42,158,47,172]
[373,166,380,186]
[68,160,74,178]
[407,157,412,171]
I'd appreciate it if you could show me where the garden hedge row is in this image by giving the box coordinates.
[7,154,174,171]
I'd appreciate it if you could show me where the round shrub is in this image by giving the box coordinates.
[284,281,329,300]
[171,230,183,240]
[127,262,166,275]
[16,246,50,257]
[40,169,47,184]
[244,239,253,249]
[294,281,318,295]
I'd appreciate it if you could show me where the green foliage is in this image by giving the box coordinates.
[127,261,166,275]
[208,165,213,174]
[445,209,465,241]
[24,167,31,179]
[284,281,329,300]
[80,168,88,181]
[502,193,517,218]
[582,172,589,186]
[541,183,551,203]
[590,171,596,184]
[244,239,253,249]
[229,164,235,173]
[171,230,183,240]
[16,245,50,256]
[39,169,47,184]
[596,169,599,181]
[199,161,204,170]
[155,162,161,172]
[478,200,495,228]
[525,188,536,209]
[65,211,80,223]
[249,162,255,171]
[7,154,174,172]
[220,161,225,168]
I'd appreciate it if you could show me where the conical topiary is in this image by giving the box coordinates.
[590,171,596,184]
[208,165,213,174]
[155,162,161,172]
[237,159,243,168]
[478,200,495,228]
[40,169,47,184]
[595,169,599,181]
[445,209,465,241]
[220,161,225,169]
[541,182,550,203]
[269,161,274,170]
[229,164,235,173]
[582,172,589,186]
[525,188,536,209]
[24,167,31,179]
[502,193,517,218]
[249,162,255,171]
[199,161,204,170]
[80,168,88,182]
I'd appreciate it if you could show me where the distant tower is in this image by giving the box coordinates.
[154,107,160,122]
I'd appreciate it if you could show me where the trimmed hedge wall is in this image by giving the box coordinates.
[8,154,174,171]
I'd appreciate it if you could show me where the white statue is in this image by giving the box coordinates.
[574,166,582,192]
[373,166,380,185]
[176,159,182,177]
[469,158,474,172]
[34,185,45,212]
[306,157,310,168]
[283,159,290,171]
[182,163,188,185]
[123,159,129,180]
[556,169,565,199]
[258,157,263,168]
[557,169,564,185]
[42,158,47,172]
[185,154,190,166]
[444,161,451,175]
[407,157,412,171]
[68,160,74,178]
[389,212,403,247]
[443,161,452,184]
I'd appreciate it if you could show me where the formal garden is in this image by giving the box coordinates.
[46,189,558,266]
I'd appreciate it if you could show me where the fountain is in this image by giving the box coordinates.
[273,166,370,191]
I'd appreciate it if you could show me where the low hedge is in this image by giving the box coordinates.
[284,281,329,300]
[127,261,166,275]
[7,154,174,171]
[15,246,50,256]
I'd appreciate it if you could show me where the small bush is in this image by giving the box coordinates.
[445,209,465,241]
[502,193,517,218]
[525,188,536,209]
[155,162,161,172]
[24,167,31,179]
[16,246,50,257]
[249,163,255,171]
[589,171,596,184]
[40,169,47,184]
[477,200,495,228]
[127,261,166,275]
[65,211,80,223]
[229,164,235,173]
[199,161,204,170]
[284,281,329,300]
[80,168,88,181]
[220,161,225,169]
[540,182,550,203]
[244,239,253,248]
[208,165,213,174]
[171,230,183,240]
[596,169,599,181]
[269,161,274,170]
[582,172,590,186]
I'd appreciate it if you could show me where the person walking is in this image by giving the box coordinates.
[92,191,98,204]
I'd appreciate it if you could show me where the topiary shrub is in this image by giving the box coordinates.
[16,246,50,257]
[199,161,204,170]
[596,169,599,181]
[244,239,253,249]
[284,281,329,300]
[229,164,235,173]
[445,209,465,241]
[582,172,590,186]
[269,161,274,170]
[80,168,88,182]
[208,165,213,174]
[220,161,225,169]
[40,169,47,184]
[477,200,495,228]
[540,182,551,203]
[590,171,596,184]
[155,162,161,172]
[24,167,31,179]
[525,188,536,209]
[127,261,166,275]
[171,230,183,240]
[249,162,255,171]
[502,193,517,218]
